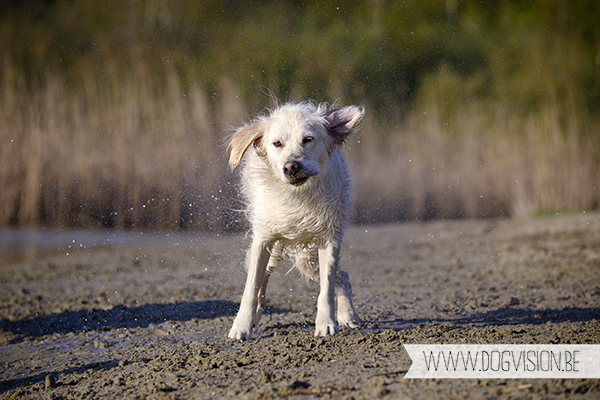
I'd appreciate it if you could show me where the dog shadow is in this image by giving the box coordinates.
[0,300,287,341]
[0,300,288,394]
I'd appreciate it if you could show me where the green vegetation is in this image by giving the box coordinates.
[1,0,599,230]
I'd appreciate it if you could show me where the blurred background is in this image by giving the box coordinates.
[1,0,599,232]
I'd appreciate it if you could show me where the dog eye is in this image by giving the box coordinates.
[273,140,283,148]
[303,136,314,144]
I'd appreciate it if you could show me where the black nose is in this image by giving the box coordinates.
[283,161,301,176]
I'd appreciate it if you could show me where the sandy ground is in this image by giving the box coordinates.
[1,213,600,399]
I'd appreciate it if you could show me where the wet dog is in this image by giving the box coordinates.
[227,102,364,340]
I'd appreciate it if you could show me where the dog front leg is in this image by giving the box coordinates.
[315,242,340,336]
[229,238,271,341]
[254,242,282,327]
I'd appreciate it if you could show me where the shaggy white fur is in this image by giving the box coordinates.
[227,102,364,340]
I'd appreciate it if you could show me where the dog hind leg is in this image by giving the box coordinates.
[335,268,361,328]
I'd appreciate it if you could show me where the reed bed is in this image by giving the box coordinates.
[0,66,244,231]
[1,65,598,231]
[349,106,600,223]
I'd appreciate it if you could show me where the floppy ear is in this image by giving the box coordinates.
[325,105,365,146]
[228,123,264,169]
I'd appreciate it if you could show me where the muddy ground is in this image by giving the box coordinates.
[1,213,599,399]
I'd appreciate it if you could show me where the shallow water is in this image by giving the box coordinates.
[0,229,207,265]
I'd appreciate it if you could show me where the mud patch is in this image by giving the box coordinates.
[1,213,600,398]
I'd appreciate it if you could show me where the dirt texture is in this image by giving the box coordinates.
[1,213,600,399]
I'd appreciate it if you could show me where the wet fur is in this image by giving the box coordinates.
[227,102,364,340]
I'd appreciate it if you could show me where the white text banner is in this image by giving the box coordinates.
[404,344,600,379]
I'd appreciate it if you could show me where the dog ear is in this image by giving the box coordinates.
[325,105,365,146]
[228,124,264,169]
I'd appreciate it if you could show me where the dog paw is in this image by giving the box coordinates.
[314,320,339,337]
[338,310,361,329]
[228,326,252,341]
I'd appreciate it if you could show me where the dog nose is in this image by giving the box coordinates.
[283,161,301,175]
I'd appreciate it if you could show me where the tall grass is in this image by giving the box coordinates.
[1,63,598,231]
[349,105,600,223]
[0,63,243,231]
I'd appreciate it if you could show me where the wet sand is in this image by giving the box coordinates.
[1,213,599,399]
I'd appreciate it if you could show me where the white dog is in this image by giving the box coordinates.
[227,102,364,340]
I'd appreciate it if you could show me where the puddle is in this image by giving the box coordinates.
[0,229,207,265]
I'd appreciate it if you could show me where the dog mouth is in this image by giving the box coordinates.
[288,175,310,186]
[283,161,314,186]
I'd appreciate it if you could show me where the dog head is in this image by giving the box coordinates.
[229,103,364,186]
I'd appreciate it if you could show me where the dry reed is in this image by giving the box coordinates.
[349,105,600,223]
[1,63,598,231]
[1,64,242,231]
